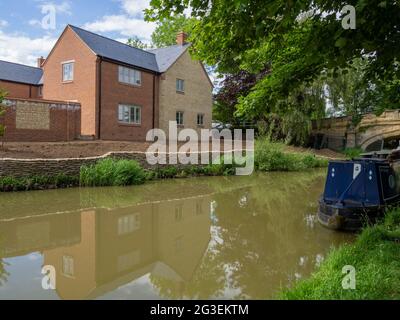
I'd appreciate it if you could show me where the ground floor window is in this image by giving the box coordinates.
[176,111,184,126]
[197,114,204,126]
[118,104,141,125]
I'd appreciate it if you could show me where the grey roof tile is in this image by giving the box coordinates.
[148,44,190,73]
[69,25,159,72]
[0,60,43,85]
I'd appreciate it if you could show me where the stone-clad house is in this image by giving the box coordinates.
[0,25,213,142]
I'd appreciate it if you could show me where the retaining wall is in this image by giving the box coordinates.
[0,151,249,177]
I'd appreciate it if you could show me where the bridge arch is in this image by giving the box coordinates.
[360,128,400,151]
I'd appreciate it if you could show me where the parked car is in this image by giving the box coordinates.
[212,121,233,131]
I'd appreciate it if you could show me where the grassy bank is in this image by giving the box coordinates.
[255,139,328,171]
[281,209,400,300]
[0,174,79,192]
[0,141,328,192]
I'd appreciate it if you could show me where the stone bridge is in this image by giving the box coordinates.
[311,110,400,151]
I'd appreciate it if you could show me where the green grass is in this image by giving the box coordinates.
[80,158,146,187]
[343,147,363,159]
[0,174,79,192]
[146,160,238,181]
[281,209,400,300]
[255,139,328,171]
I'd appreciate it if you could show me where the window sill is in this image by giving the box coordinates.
[197,125,205,128]
[177,124,185,128]
[118,122,142,127]
[119,81,142,88]
[176,91,185,95]
[62,80,74,84]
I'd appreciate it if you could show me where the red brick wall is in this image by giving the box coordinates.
[0,80,41,99]
[0,98,81,142]
[42,26,98,137]
[99,61,157,141]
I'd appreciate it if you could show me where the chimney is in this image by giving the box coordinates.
[176,31,188,46]
[37,56,45,68]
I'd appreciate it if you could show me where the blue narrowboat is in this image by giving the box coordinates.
[318,150,400,231]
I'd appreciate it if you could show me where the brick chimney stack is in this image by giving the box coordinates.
[37,56,45,68]
[176,31,188,46]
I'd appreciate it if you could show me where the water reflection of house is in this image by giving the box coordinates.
[39,195,212,300]
[0,214,81,258]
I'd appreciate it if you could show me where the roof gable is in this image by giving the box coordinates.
[148,44,191,73]
[69,25,159,72]
[0,60,43,85]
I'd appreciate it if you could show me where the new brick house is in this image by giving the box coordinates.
[0,25,213,142]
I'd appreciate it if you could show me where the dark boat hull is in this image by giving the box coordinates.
[318,197,385,231]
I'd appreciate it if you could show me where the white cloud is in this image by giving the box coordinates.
[39,1,72,15]
[28,19,42,27]
[0,30,57,66]
[120,0,150,17]
[83,15,155,41]
[0,20,8,28]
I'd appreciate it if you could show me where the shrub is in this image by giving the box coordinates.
[255,138,328,171]
[80,158,146,187]
[343,147,363,159]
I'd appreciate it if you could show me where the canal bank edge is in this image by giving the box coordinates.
[0,141,329,191]
[0,150,252,178]
[281,208,400,300]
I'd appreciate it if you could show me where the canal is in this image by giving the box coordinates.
[0,169,353,300]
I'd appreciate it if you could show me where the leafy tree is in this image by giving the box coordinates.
[213,69,269,124]
[146,1,400,117]
[126,36,150,50]
[151,14,195,48]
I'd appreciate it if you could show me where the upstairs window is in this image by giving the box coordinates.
[62,62,74,82]
[176,79,185,93]
[119,66,142,86]
[62,255,74,277]
[197,114,204,126]
[176,111,184,126]
[118,104,141,125]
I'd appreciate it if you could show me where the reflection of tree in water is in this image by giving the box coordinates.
[149,250,226,299]
[150,170,350,299]
[0,235,9,286]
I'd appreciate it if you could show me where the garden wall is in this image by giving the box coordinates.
[0,98,81,142]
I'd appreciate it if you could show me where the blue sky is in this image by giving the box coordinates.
[0,0,156,66]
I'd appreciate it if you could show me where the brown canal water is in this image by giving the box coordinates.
[0,169,353,300]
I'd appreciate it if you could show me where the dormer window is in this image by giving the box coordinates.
[119,66,142,86]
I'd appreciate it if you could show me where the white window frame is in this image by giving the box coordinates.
[118,66,142,86]
[62,255,74,277]
[62,61,74,82]
[176,79,185,93]
[197,114,204,126]
[176,111,184,126]
[118,104,141,125]
[118,214,141,235]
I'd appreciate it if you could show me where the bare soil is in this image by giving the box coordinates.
[283,145,345,159]
[0,140,251,159]
[0,140,344,160]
